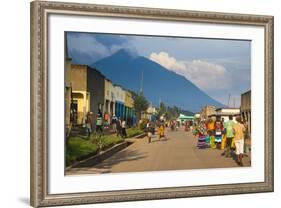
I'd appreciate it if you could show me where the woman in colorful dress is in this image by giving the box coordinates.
[197,120,207,149]
[206,119,215,148]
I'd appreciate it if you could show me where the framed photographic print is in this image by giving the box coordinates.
[30,1,274,207]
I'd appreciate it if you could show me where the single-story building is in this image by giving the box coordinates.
[177,114,194,124]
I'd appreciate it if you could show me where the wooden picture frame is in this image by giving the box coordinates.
[30,1,274,207]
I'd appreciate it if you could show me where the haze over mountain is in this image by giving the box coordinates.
[90,49,225,113]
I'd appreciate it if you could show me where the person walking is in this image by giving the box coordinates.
[214,116,223,147]
[104,112,110,129]
[189,120,192,131]
[207,118,215,136]
[209,129,216,149]
[85,112,93,137]
[147,122,153,143]
[158,123,166,140]
[121,120,127,138]
[197,120,207,149]
[111,115,117,133]
[206,118,215,148]
[176,121,179,131]
[170,120,175,131]
[223,115,235,157]
[116,118,122,137]
[184,121,189,132]
[98,108,103,118]
[233,116,246,166]
[220,118,226,150]
[96,114,103,135]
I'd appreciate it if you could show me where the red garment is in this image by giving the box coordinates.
[104,112,109,121]
[214,121,223,135]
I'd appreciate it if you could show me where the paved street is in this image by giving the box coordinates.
[67,127,250,175]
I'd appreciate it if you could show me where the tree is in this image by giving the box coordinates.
[157,102,166,119]
[133,92,149,122]
[157,103,181,121]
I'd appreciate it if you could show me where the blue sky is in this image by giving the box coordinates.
[67,32,251,106]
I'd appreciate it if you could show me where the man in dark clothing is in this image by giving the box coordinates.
[116,118,122,137]
[96,115,103,134]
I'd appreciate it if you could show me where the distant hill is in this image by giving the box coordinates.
[90,49,225,113]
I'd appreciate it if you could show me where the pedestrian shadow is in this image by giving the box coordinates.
[229,150,251,167]
[81,149,148,171]
[228,151,238,165]
[150,137,169,143]
[147,134,169,143]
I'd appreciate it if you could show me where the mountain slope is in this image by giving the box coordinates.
[90,49,224,113]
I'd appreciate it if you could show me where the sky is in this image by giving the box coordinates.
[67,32,251,106]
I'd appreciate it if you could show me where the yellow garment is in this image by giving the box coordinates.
[208,121,215,130]
[221,134,226,150]
[233,123,245,141]
[158,126,165,137]
[231,138,236,149]
[209,136,216,149]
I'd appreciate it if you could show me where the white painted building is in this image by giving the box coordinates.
[104,79,116,117]
[114,85,125,103]
[141,106,157,120]
[209,108,240,122]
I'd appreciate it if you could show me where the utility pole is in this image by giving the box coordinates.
[227,94,231,107]
[140,70,144,94]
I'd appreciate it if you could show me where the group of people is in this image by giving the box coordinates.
[85,110,104,137]
[112,116,127,138]
[146,120,167,143]
[195,115,247,166]
[85,109,127,138]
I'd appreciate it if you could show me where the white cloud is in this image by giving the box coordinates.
[150,51,186,71]
[68,33,110,59]
[68,33,136,63]
[149,51,231,91]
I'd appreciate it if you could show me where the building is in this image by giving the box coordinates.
[114,85,125,119]
[124,90,135,125]
[104,79,115,120]
[200,105,216,120]
[241,90,251,134]
[141,106,157,121]
[194,113,200,119]
[209,108,240,122]
[71,64,105,127]
[65,36,72,136]
[177,114,194,124]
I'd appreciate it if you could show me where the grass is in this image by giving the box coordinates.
[126,127,144,137]
[100,134,124,150]
[66,137,98,166]
[66,127,144,166]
